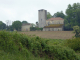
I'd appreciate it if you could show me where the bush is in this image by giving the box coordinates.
[0,31,18,52]
[73,26,80,38]
[65,38,80,51]
[0,31,79,60]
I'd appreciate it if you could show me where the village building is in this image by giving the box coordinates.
[38,9,64,31]
[21,23,32,31]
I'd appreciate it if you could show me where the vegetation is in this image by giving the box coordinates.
[53,11,65,18]
[22,21,28,24]
[64,3,80,30]
[12,21,22,31]
[73,25,80,38]
[64,38,80,51]
[47,12,52,19]
[0,21,6,30]
[30,27,43,31]
[0,31,80,60]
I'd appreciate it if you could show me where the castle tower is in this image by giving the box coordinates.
[38,9,47,28]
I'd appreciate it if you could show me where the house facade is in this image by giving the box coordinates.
[21,23,32,31]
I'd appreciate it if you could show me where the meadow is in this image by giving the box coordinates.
[0,31,80,60]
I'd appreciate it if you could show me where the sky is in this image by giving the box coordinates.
[0,0,80,25]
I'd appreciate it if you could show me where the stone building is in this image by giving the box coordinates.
[21,23,32,31]
[38,9,64,31]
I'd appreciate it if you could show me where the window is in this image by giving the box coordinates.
[41,19,42,21]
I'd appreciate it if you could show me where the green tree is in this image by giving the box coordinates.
[12,21,22,31]
[64,17,73,31]
[66,3,80,27]
[47,12,52,19]
[0,21,6,30]
[22,21,28,24]
[7,25,13,31]
[73,25,80,38]
[53,11,65,18]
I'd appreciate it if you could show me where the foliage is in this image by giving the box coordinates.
[12,21,22,31]
[30,27,43,31]
[22,21,28,24]
[64,18,73,31]
[0,21,6,30]
[7,25,14,31]
[66,3,80,27]
[65,38,80,51]
[73,26,80,37]
[53,11,65,18]
[64,19,71,31]
[47,12,52,19]
[0,31,79,60]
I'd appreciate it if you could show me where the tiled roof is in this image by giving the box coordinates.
[44,24,64,28]
[47,17,64,21]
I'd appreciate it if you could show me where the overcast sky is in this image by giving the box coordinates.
[0,0,80,25]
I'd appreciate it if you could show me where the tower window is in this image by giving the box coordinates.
[41,19,42,21]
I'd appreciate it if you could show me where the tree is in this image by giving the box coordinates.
[7,25,14,31]
[12,21,22,31]
[64,17,73,31]
[47,12,52,19]
[66,3,80,27]
[53,11,65,18]
[22,21,28,24]
[73,25,80,38]
[0,21,6,30]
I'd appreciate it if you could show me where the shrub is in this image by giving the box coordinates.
[0,31,18,52]
[0,31,79,60]
[44,45,79,60]
[65,38,80,51]
[73,26,80,38]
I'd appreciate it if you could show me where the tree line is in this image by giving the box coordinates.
[0,20,28,31]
